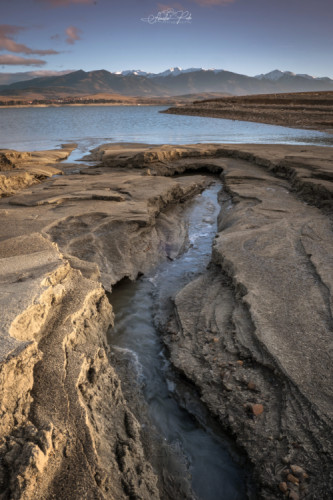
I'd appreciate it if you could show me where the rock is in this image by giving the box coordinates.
[288,491,300,500]
[251,404,264,416]
[236,360,244,366]
[287,474,300,485]
[279,481,288,493]
[290,464,307,478]
[247,381,256,391]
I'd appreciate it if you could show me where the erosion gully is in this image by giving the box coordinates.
[107,181,253,500]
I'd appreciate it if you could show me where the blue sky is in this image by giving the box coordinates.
[1,0,333,77]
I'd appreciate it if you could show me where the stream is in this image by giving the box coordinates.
[107,182,250,500]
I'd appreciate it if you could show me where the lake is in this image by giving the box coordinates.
[1,105,332,160]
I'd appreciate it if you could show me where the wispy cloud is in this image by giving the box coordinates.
[37,0,96,7]
[0,24,59,55]
[0,25,25,37]
[0,54,46,66]
[65,26,82,44]
[22,69,74,77]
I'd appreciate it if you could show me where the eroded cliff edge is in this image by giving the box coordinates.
[0,142,332,499]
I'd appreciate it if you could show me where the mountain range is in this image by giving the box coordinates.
[0,67,333,99]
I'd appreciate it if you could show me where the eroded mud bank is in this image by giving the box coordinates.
[107,183,253,500]
[0,142,332,499]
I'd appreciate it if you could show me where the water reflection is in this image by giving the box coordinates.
[108,185,249,500]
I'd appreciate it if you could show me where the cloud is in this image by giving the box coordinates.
[0,24,59,55]
[0,54,46,66]
[37,0,96,7]
[23,69,74,77]
[65,26,82,44]
[0,25,25,37]
[189,0,234,5]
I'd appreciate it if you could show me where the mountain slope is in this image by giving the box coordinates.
[0,68,333,98]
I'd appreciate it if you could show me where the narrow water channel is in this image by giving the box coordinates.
[107,183,249,500]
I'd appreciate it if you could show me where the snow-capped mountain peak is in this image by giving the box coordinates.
[115,69,151,77]
[255,69,295,81]
[114,67,225,78]
[152,67,191,77]
[152,67,224,77]
[255,69,333,82]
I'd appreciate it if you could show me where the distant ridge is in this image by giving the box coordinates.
[255,69,332,82]
[0,68,333,99]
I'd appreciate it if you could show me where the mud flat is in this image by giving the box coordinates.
[163,91,333,133]
[0,141,332,499]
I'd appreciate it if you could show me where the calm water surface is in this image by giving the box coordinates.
[108,184,249,500]
[0,106,332,159]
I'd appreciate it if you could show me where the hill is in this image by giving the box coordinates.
[1,68,333,99]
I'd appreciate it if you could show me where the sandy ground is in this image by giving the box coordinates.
[0,142,332,499]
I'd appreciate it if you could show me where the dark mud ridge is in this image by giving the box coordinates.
[0,142,332,499]
[162,91,333,133]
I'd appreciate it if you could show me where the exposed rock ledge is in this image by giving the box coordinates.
[0,142,332,499]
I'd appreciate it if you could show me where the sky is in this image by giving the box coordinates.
[1,0,333,78]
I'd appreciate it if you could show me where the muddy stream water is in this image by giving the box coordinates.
[107,182,251,500]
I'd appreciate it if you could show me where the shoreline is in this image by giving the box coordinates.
[0,103,169,109]
[163,107,333,134]
[163,91,333,134]
[0,142,332,499]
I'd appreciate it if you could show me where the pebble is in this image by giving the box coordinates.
[288,492,299,500]
[252,403,264,416]
[236,360,244,366]
[279,481,288,493]
[247,381,256,391]
[287,473,299,485]
[290,465,307,479]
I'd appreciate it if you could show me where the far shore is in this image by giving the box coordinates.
[163,90,333,134]
[0,102,168,109]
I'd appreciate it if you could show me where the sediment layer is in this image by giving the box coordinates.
[0,142,332,499]
[162,91,333,133]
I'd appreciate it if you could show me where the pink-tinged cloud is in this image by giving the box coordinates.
[0,38,59,55]
[0,24,59,55]
[0,25,25,37]
[65,26,82,44]
[0,54,46,66]
[189,0,234,5]
[37,0,96,7]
